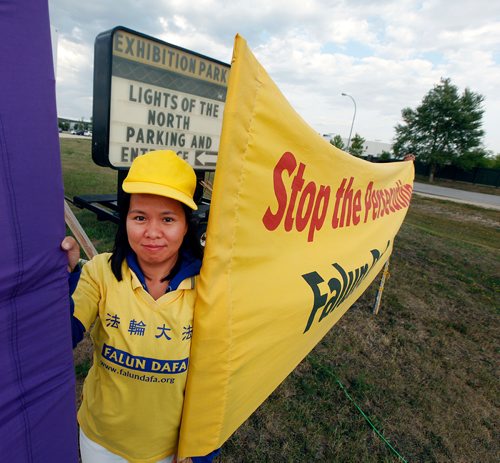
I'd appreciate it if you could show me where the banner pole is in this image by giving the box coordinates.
[373,259,390,315]
[64,200,98,259]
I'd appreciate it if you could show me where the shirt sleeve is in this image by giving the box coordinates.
[72,257,102,331]
[69,266,86,348]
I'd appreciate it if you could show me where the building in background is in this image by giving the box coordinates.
[58,117,92,134]
[322,134,392,158]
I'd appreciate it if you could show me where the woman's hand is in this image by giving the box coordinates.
[61,236,81,272]
[403,153,415,161]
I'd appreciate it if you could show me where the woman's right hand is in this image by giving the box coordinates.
[61,236,81,272]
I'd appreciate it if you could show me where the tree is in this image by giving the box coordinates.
[349,133,365,157]
[487,153,500,169]
[379,150,392,161]
[330,134,345,150]
[393,78,485,182]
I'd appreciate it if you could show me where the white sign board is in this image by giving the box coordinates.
[93,27,229,170]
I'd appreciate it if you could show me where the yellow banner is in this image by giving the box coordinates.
[178,35,414,457]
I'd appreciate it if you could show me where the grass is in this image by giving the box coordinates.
[61,138,118,252]
[62,138,499,463]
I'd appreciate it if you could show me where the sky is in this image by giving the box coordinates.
[48,0,500,154]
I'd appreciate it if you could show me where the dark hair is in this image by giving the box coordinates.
[109,193,202,281]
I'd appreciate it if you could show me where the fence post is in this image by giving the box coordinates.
[373,259,390,315]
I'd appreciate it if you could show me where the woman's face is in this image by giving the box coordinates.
[126,193,188,269]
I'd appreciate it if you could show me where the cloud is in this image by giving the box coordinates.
[54,36,93,119]
[48,0,500,152]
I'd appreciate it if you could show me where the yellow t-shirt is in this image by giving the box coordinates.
[73,254,196,462]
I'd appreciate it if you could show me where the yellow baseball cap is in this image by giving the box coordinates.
[122,150,198,210]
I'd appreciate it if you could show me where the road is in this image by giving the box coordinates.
[413,182,500,210]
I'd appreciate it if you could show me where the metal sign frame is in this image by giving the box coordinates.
[92,26,229,171]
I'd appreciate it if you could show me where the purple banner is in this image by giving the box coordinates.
[0,0,78,461]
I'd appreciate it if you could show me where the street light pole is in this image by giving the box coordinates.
[341,92,356,151]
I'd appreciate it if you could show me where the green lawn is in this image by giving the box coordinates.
[61,138,117,252]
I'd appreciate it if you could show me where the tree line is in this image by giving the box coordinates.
[329,133,367,157]
[330,78,499,182]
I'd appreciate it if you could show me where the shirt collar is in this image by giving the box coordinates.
[126,249,201,293]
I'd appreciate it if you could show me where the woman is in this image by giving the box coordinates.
[63,150,217,463]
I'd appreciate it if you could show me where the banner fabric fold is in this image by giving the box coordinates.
[178,35,414,457]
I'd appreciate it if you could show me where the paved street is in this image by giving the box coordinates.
[413,182,500,210]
